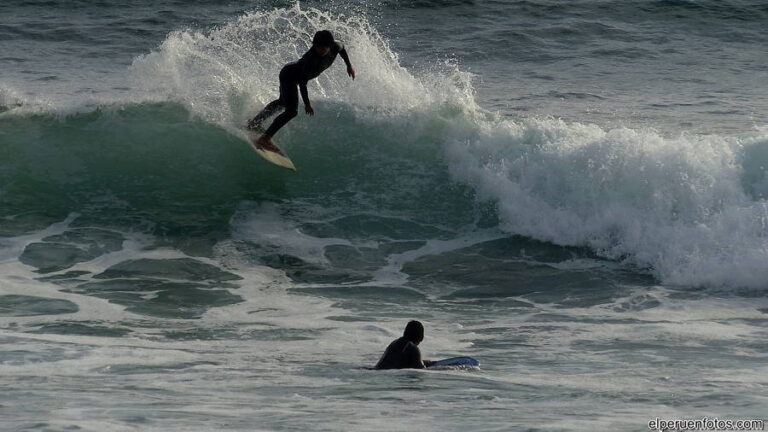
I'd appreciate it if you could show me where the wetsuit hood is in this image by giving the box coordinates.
[403,320,424,343]
[313,30,334,47]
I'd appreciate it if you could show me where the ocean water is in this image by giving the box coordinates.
[1,1,767,431]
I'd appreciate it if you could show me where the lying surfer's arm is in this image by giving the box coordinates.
[423,360,435,367]
[299,81,314,115]
[338,43,355,80]
[407,344,427,369]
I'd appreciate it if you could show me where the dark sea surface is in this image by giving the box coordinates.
[1,1,767,431]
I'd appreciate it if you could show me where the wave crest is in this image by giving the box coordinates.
[446,117,768,288]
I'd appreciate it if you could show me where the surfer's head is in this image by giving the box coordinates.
[403,320,424,344]
[312,30,335,56]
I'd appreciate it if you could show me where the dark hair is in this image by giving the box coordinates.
[403,320,424,342]
[312,30,335,47]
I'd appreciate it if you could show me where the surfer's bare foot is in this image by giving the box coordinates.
[256,135,281,153]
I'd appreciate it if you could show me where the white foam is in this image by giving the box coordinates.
[0,85,25,110]
[223,201,356,266]
[444,118,768,288]
[372,228,505,286]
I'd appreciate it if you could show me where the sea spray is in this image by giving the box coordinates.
[127,4,471,129]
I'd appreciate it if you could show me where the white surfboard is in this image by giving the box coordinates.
[242,129,296,171]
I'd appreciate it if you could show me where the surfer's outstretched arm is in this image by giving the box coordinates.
[299,81,313,115]
[338,44,355,80]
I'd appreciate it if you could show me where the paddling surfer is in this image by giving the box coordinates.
[375,320,435,369]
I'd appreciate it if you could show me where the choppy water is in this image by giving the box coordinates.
[2,1,767,431]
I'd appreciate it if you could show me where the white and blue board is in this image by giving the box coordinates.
[428,356,480,368]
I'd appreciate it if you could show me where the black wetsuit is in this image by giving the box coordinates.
[248,42,352,137]
[374,337,426,370]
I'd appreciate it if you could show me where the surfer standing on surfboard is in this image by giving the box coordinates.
[247,30,355,151]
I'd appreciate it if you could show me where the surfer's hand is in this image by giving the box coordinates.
[305,104,314,116]
[347,66,355,80]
